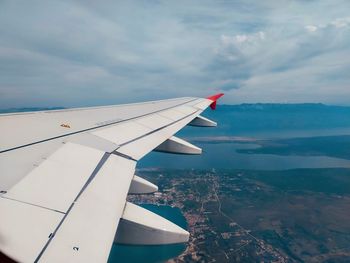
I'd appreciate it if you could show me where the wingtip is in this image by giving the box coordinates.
[206,93,224,110]
[206,93,224,102]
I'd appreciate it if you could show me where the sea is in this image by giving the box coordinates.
[109,128,350,263]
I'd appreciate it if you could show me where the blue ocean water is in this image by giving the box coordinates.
[138,142,350,170]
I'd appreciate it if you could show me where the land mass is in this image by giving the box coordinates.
[236,135,350,160]
[128,168,350,263]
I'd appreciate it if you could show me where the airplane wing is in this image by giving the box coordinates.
[0,93,224,263]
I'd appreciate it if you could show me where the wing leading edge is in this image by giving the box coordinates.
[0,93,224,262]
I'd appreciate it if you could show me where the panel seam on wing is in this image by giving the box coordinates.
[0,196,66,214]
[33,152,111,262]
[117,110,200,147]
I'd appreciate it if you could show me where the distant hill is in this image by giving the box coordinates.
[0,107,64,114]
[186,103,350,136]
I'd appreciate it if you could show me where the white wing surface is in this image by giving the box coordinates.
[0,94,224,263]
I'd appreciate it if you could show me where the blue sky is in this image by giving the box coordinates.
[0,0,350,108]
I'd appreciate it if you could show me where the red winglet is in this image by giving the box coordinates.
[206,93,224,110]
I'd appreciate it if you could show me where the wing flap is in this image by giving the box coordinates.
[90,101,207,150]
[3,143,105,213]
[0,139,64,191]
[116,112,201,160]
[134,114,172,130]
[92,121,151,146]
[174,105,197,115]
[38,154,135,263]
[0,198,63,263]
[158,108,187,121]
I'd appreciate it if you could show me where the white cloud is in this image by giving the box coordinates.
[305,17,350,33]
[305,25,318,32]
[221,31,265,46]
[330,17,350,28]
[0,1,350,107]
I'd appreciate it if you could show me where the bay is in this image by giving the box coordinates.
[138,142,350,170]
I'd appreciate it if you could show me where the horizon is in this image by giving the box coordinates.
[2,101,350,114]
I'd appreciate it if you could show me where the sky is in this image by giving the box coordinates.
[0,0,350,108]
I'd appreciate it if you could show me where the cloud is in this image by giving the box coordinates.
[221,32,265,46]
[0,0,350,107]
[330,17,350,28]
[305,25,318,32]
[305,17,350,33]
